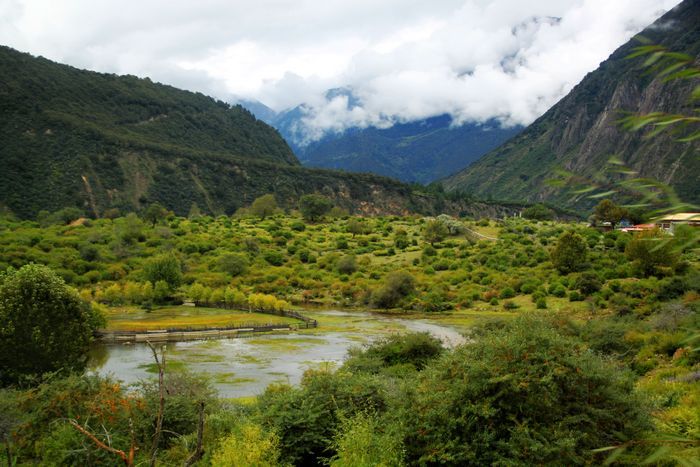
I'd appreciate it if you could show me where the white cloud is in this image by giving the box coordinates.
[0,0,682,141]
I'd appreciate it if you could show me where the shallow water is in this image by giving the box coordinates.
[89,310,465,398]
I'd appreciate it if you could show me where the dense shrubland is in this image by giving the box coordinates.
[0,208,697,464]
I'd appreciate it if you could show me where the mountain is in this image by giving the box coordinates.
[0,45,508,219]
[442,0,700,210]
[238,95,520,184]
[298,116,522,184]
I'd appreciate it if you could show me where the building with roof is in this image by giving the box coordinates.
[654,213,700,233]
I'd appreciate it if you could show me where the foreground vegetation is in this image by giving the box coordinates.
[0,207,698,464]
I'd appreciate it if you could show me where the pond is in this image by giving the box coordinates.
[88,310,467,398]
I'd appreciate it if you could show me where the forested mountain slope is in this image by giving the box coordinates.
[442,0,700,210]
[0,46,495,219]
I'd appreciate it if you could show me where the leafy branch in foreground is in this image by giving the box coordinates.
[618,42,700,141]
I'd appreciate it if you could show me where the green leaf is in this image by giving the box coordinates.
[603,447,626,466]
[572,186,598,194]
[588,190,617,199]
[677,130,700,142]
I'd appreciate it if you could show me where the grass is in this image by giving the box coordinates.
[469,224,501,239]
[105,305,298,331]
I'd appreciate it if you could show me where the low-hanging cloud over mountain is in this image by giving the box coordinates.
[0,0,681,142]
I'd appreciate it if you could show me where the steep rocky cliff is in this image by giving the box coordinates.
[442,0,699,211]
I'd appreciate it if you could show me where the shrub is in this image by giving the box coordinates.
[372,271,416,309]
[575,272,602,296]
[401,316,651,465]
[263,250,285,266]
[500,287,516,299]
[290,221,306,232]
[336,255,357,275]
[550,284,567,297]
[569,290,583,302]
[257,370,387,466]
[217,253,249,277]
[211,422,282,467]
[0,265,104,385]
[344,332,444,374]
[625,229,678,277]
[329,413,404,467]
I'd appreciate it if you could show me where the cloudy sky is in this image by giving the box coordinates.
[0,0,682,139]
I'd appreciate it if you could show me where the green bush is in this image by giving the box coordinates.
[217,253,249,277]
[568,290,583,302]
[344,332,444,374]
[336,255,357,275]
[0,264,104,385]
[575,272,602,296]
[401,316,651,465]
[263,250,285,266]
[500,287,516,299]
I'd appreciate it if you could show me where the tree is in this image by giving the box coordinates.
[423,219,448,246]
[116,213,145,245]
[346,218,366,237]
[550,231,587,274]
[625,228,678,277]
[299,194,333,222]
[217,253,249,277]
[336,255,357,275]
[143,202,169,227]
[372,271,416,309]
[0,264,104,385]
[143,254,183,289]
[522,203,555,220]
[593,199,628,229]
[251,194,278,219]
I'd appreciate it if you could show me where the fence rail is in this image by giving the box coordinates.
[96,305,317,343]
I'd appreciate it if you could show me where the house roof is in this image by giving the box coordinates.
[655,213,700,222]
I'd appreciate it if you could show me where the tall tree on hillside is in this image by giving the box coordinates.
[593,199,628,229]
[423,219,448,246]
[143,202,169,227]
[551,231,588,274]
[251,194,278,219]
[299,194,333,222]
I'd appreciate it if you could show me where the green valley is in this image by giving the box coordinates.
[0,206,697,464]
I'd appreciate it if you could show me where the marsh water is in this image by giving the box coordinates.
[89,310,466,398]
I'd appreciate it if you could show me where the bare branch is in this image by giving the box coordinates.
[146,340,166,467]
[184,401,205,467]
[69,420,132,466]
